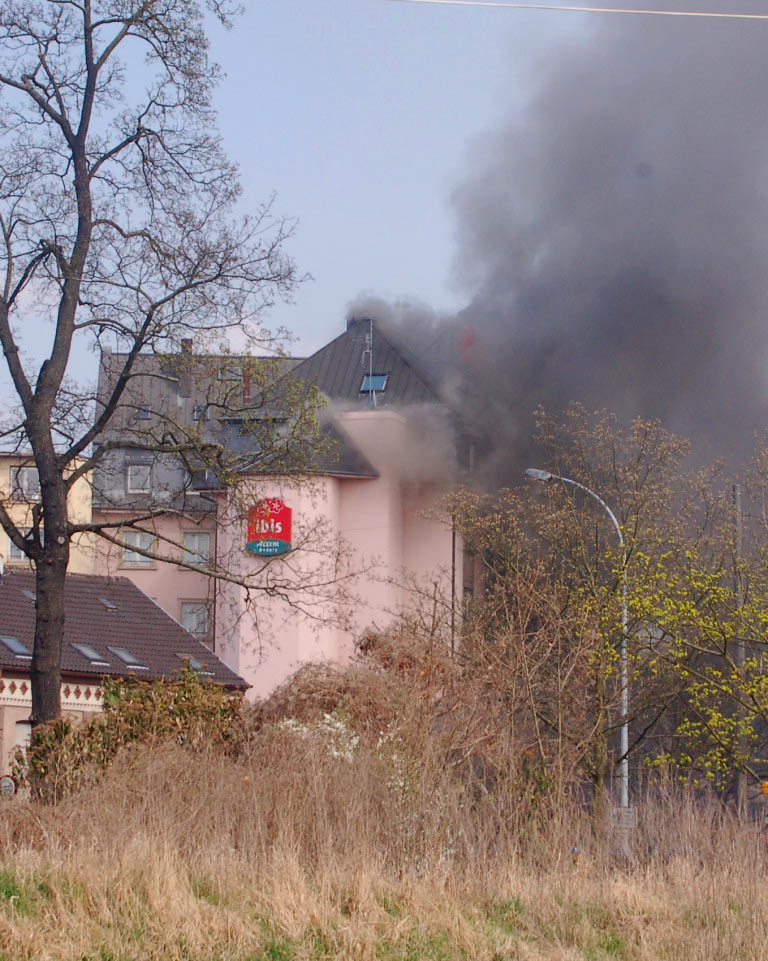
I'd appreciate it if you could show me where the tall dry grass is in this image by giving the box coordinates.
[2,646,767,960]
[1,735,767,960]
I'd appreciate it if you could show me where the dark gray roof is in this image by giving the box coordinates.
[0,571,247,689]
[309,422,378,478]
[290,318,442,407]
[192,420,378,484]
[96,350,304,438]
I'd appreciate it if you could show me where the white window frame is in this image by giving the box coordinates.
[126,463,152,493]
[7,530,29,563]
[182,531,211,567]
[180,600,209,638]
[7,526,42,564]
[121,529,155,567]
[136,404,151,421]
[12,466,40,501]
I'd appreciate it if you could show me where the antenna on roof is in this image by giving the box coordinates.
[360,318,377,408]
[368,319,377,408]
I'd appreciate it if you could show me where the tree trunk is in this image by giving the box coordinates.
[28,439,71,727]
[31,546,68,726]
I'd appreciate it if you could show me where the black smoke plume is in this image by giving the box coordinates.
[354,3,768,482]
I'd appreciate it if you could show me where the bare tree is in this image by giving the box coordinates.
[0,1,312,725]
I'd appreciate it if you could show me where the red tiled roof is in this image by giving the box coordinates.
[0,571,247,689]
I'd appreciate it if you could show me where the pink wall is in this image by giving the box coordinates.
[94,410,460,700]
[214,476,347,698]
[214,409,460,699]
[93,512,216,642]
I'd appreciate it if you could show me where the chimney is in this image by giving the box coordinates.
[179,338,193,398]
[347,315,370,332]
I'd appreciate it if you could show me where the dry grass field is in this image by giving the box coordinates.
[0,735,766,961]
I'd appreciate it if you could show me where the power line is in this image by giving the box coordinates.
[386,0,768,20]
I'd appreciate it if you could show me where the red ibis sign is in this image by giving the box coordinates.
[247,498,292,557]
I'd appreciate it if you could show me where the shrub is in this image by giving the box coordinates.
[13,669,243,802]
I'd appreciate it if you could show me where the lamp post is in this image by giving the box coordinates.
[526,468,630,817]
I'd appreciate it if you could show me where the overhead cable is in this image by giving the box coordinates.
[387,0,768,21]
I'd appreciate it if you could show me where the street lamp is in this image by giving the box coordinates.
[526,468,630,817]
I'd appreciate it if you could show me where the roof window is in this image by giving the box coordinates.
[360,373,388,393]
[0,636,31,658]
[107,646,148,669]
[71,643,111,666]
[22,590,36,601]
[175,653,214,676]
[99,597,117,610]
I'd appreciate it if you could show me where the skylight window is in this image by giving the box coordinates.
[107,647,147,669]
[360,373,388,393]
[175,653,213,675]
[1,636,31,658]
[22,590,36,601]
[71,643,110,666]
[99,597,117,610]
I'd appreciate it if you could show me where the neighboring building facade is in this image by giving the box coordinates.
[0,454,95,574]
[91,318,464,698]
[0,570,246,772]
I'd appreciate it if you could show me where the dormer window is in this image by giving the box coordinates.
[126,464,151,493]
[360,373,388,394]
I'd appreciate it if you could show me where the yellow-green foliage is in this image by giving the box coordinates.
[630,547,768,788]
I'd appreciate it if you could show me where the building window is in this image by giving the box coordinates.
[181,601,209,638]
[217,363,242,382]
[136,405,151,420]
[121,529,155,567]
[126,464,151,493]
[7,527,41,563]
[12,466,40,501]
[360,373,389,393]
[183,531,211,567]
[8,530,29,563]
[193,404,210,422]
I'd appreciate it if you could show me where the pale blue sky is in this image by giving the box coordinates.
[208,0,581,354]
[0,0,584,400]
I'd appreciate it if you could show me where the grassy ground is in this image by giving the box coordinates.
[1,740,766,961]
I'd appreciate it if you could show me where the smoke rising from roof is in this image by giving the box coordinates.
[354,3,768,480]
